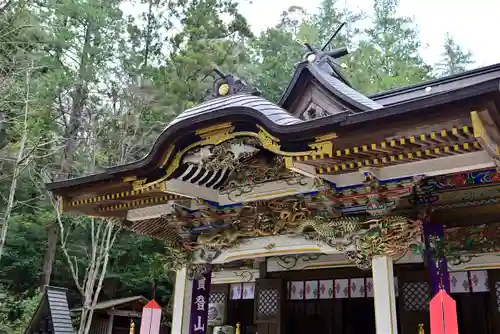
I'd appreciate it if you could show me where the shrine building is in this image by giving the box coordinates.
[46,44,500,334]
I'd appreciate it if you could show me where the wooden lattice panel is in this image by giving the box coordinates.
[496,282,500,312]
[257,288,279,316]
[254,278,282,324]
[209,292,226,304]
[402,282,430,311]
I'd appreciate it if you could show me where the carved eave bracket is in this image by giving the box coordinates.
[471,110,500,171]
[123,122,336,203]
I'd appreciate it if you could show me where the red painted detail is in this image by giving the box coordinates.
[144,299,161,309]
[429,290,458,334]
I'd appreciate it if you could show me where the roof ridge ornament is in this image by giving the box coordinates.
[207,65,262,100]
[302,22,349,78]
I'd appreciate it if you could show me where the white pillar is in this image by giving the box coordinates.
[171,267,193,334]
[372,255,398,334]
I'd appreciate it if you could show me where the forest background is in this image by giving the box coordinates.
[0,0,476,332]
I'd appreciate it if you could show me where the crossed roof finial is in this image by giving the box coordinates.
[302,22,348,64]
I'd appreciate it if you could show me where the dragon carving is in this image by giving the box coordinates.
[345,217,422,269]
[191,204,423,269]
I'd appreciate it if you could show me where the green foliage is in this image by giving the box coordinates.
[0,213,47,294]
[435,33,474,77]
[0,290,41,334]
[355,0,432,93]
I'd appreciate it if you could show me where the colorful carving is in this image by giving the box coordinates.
[325,172,418,215]
[219,155,307,201]
[124,139,500,272]
[344,216,422,269]
[413,169,500,204]
[191,212,422,269]
[290,215,422,269]
[443,223,500,264]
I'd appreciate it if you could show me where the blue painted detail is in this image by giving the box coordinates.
[323,175,420,192]
[187,221,231,234]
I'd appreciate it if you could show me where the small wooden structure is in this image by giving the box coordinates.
[25,286,73,334]
[71,296,148,334]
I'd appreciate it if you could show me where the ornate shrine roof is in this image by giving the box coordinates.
[44,44,500,268]
[279,48,384,112]
[47,61,500,193]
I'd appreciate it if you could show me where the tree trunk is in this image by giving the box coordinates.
[0,61,32,260]
[40,224,58,289]
[39,19,93,291]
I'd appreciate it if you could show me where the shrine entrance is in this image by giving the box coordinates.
[454,292,491,334]
[284,297,376,334]
[281,271,381,334]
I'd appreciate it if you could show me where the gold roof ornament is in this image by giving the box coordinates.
[209,65,261,99]
[218,83,230,96]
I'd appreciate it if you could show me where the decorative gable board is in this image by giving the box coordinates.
[288,81,350,120]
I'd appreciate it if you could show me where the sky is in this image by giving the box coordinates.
[239,0,500,67]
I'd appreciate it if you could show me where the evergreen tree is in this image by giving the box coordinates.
[247,2,361,102]
[349,0,432,93]
[435,32,474,77]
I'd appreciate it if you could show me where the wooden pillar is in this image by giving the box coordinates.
[171,267,193,334]
[372,255,398,334]
[106,314,114,334]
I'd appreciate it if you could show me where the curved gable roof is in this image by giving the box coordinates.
[45,63,500,193]
[279,58,383,113]
[169,93,302,128]
[46,93,303,192]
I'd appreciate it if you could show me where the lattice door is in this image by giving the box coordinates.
[398,268,430,334]
[254,278,282,324]
[402,282,430,311]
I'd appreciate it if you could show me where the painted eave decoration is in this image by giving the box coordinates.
[44,56,500,268]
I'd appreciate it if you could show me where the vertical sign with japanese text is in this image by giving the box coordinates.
[189,268,212,334]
